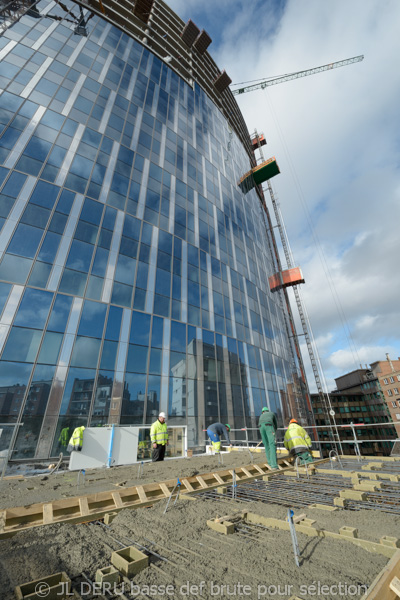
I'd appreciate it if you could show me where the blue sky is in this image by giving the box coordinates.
[167,0,400,392]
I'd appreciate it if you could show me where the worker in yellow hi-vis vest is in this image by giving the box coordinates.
[67,426,85,452]
[58,426,70,448]
[150,412,168,462]
[284,418,313,464]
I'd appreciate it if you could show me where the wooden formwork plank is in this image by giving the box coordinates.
[159,483,173,496]
[136,486,148,503]
[213,473,225,484]
[180,480,195,492]
[1,456,329,538]
[42,503,53,525]
[111,492,123,508]
[252,465,265,474]
[361,549,400,599]
[389,576,400,597]
[196,476,208,489]
[78,498,89,517]
[240,467,252,477]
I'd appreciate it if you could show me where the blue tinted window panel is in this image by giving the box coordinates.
[111,282,132,308]
[59,269,87,296]
[126,344,148,373]
[100,339,118,371]
[66,240,94,272]
[104,306,122,341]
[78,300,107,338]
[70,336,101,369]
[14,288,53,329]
[151,316,163,348]
[7,223,43,259]
[47,294,73,333]
[2,327,42,362]
[37,331,63,364]
[130,311,150,345]
[0,254,32,284]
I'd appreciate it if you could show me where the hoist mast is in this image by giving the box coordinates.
[253,130,343,451]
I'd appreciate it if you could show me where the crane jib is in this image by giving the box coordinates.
[231,55,364,96]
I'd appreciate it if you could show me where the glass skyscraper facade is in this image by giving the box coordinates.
[0,0,311,460]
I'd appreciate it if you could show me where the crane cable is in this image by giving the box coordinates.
[262,88,362,372]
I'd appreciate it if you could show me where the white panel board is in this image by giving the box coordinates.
[112,427,139,466]
[69,427,111,471]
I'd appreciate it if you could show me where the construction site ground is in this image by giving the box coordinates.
[1,451,399,600]
[0,451,260,509]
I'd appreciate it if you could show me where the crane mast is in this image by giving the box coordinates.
[232,55,364,96]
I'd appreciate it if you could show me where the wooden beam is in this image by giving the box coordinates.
[111,492,123,509]
[196,476,208,489]
[136,486,148,503]
[79,498,90,517]
[42,504,53,525]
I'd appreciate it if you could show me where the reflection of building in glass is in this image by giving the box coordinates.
[0,0,314,460]
[67,378,95,416]
[22,380,52,416]
[91,374,113,424]
[0,384,27,418]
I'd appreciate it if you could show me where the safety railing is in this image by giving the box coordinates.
[0,423,24,482]
[204,421,398,457]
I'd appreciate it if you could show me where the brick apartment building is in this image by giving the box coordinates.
[370,354,400,437]
[311,367,397,456]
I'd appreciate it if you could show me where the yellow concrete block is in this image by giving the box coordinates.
[111,546,149,577]
[308,503,339,511]
[302,518,317,527]
[353,483,380,492]
[334,497,347,508]
[15,573,71,600]
[206,520,235,535]
[104,512,118,525]
[380,536,400,548]
[340,490,367,501]
[339,526,358,538]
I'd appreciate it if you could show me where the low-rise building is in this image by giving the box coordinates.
[311,367,397,456]
[370,354,400,437]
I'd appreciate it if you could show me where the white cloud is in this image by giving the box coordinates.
[329,345,400,374]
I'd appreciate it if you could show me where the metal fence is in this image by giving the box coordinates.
[206,422,398,457]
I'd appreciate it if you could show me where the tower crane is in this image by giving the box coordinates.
[233,56,365,451]
[231,55,364,95]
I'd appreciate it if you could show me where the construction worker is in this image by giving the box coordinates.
[138,439,147,459]
[150,412,168,462]
[284,418,313,463]
[258,407,278,469]
[206,422,232,453]
[67,425,85,452]
[58,426,70,449]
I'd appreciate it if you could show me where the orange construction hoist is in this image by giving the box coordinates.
[268,267,305,293]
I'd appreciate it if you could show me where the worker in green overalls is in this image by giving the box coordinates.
[258,406,278,469]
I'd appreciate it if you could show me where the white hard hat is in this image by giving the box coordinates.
[159,412,166,419]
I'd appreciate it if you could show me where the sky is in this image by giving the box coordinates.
[166,0,400,392]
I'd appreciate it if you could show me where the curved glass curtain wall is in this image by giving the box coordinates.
[0,0,303,459]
